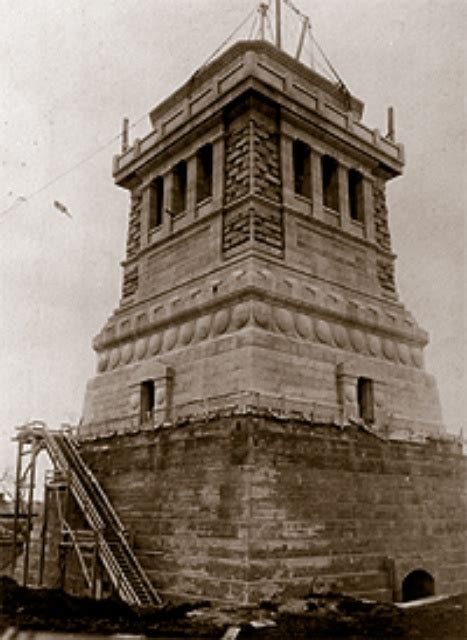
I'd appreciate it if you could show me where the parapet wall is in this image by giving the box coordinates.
[78,414,467,604]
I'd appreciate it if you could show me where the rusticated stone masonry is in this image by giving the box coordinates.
[121,266,139,300]
[252,205,283,251]
[125,190,142,259]
[121,190,142,300]
[223,206,251,251]
[224,123,250,205]
[373,180,392,253]
[223,116,252,251]
[223,95,283,254]
[252,118,283,252]
[252,119,281,203]
[373,180,397,300]
[376,258,397,300]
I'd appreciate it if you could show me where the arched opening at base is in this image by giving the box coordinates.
[402,569,435,602]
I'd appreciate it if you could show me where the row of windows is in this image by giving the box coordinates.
[292,140,365,222]
[147,140,364,231]
[140,376,374,425]
[148,143,213,230]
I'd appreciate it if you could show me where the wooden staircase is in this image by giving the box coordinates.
[16,423,161,607]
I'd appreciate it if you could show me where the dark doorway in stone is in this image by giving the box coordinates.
[357,377,374,424]
[402,569,435,602]
[140,380,155,425]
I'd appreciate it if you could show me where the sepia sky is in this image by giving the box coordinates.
[0,0,465,475]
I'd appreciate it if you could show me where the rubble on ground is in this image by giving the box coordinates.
[0,576,465,638]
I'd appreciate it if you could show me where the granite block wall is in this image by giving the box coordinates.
[77,415,467,604]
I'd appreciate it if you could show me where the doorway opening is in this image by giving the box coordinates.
[402,569,435,602]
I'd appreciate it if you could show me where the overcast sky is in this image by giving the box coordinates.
[0,0,465,475]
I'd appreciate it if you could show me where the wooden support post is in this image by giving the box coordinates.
[59,543,67,591]
[12,438,23,575]
[91,532,98,598]
[64,473,71,522]
[22,441,38,587]
[56,487,69,591]
[38,485,49,586]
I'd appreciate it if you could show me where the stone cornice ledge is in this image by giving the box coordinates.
[93,284,428,355]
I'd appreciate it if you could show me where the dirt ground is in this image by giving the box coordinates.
[0,575,465,638]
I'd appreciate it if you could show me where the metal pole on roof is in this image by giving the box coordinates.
[308,23,314,70]
[387,106,395,141]
[121,118,129,153]
[259,3,268,40]
[275,0,281,49]
[295,15,309,60]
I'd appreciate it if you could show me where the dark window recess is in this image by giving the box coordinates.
[357,377,374,423]
[293,140,311,198]
[322,155,339,211]
[172,160,187,214]
[402,570,435,602]
[149,177,164,229]
[140,380,155,424]
[348,169,364,222]
[196,144,213,203]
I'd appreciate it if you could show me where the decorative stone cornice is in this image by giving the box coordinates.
[94,288,426,376]
[95,258,427,350]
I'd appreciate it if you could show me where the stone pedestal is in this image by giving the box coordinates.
[78,414,467,604]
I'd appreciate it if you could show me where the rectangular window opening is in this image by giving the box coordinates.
[172,160,187,214]
[357,377,374,424]
[196,144,213,203]
[149,176,164,229]
[293,139,311,198]
[348,169,364,222]
[322,155,339,211]
[140,380,155,425]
